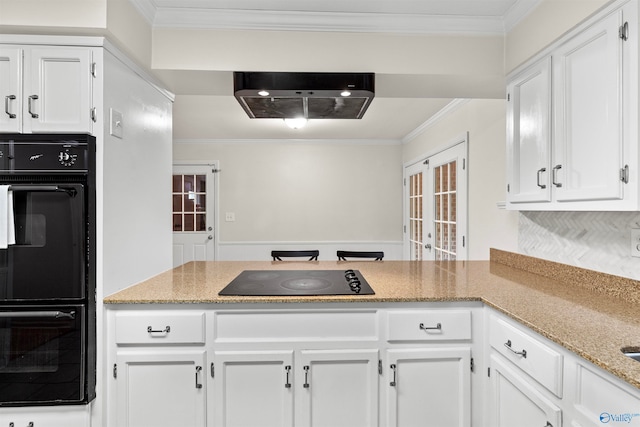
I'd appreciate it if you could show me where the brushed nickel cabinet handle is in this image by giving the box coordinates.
[28,95,39,118]
[504,340,527,358]
[537,167,547,189]
[552,164,562,188]
[5,95,16,118]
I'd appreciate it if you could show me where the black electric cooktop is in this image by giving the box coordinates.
[218,270,375,296]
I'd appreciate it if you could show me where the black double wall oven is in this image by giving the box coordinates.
[0,134,96,407]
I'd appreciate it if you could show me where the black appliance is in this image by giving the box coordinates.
[219,270,375,296]
[233,72,375,119]
[0,134,95,407]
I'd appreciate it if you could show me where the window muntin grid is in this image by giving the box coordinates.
[433,161,457,261]
[409,171,423,261]
[172,174,207,232]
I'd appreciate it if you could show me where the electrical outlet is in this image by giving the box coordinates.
[631,228,640,258]
[225,212,235,222]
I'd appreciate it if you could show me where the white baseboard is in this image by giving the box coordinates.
[217,241,404,261]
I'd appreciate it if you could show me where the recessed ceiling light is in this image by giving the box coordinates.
[258,90,269,96]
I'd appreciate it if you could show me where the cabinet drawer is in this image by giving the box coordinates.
[115,311,205,345]
[386,310,471,341]
[489,315,563,397]
[213,310,378,343]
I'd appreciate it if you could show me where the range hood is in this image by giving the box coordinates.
[233,72,375,120]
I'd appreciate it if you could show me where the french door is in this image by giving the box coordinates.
[404,141,467,260]
[172,163,217,267]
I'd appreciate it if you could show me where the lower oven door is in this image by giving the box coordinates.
[0,305,87,406]
[0,183,86,301]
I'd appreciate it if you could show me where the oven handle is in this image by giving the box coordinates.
[8,185,77,197]
[0,310,76,319]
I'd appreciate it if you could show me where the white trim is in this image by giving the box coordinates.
[129,0,541,35]
[402,99,471,145]
[404,132,470,169]
[173,138,402,146]
[503,0,543,32]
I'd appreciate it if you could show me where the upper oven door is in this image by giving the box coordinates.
[0,183,86,301]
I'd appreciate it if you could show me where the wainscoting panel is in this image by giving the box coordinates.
[519,212,640,280]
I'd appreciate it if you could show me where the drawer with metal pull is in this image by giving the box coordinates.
[489,315,563,397]
[386,310,471,341]
[115,311,206,345]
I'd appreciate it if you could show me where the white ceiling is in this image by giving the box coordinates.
[132,0,541,142]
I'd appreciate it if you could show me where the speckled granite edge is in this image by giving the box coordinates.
[490,248,640,303]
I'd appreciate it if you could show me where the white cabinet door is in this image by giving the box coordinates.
[489,355,562,427]
[213,350,294,427]
[298,349,379,427]
[115,350,207,427]
[0,407,89,427]
[0,47,22,133]
[552,9,625,203]
[386,348,471,427]
[23,47,93,134]
[506,57,552,205]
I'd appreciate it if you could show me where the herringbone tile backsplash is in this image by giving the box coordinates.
[519,212,640,280]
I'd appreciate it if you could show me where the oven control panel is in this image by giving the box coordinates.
[0,142,88,172]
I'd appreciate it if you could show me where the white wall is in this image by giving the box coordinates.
[101,49,174,296]
[505,0,610,72]
[402,99,519,260]
[173,139,404,260]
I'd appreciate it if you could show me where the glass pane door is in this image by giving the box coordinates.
[404,139,467,261]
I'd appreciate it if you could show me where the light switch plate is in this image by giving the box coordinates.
[225,212,235,222]
[631,228,640,258]
[110,108,123,139]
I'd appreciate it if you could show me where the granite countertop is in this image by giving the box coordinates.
[105,249,640,390]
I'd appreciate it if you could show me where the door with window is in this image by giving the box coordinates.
[172,163,217,267]
[404,141,467,260]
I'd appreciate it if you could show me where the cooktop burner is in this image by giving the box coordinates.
[218,270,374,296]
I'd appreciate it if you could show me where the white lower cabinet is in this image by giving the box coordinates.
[489,355,562,427]
[386,348,471,427]
[298,349,380,427]
[567,358,640,427]
[0,407,89,427]
[212,350,294,427]
[115,350,207,427]
[106,303,640,427]
[212,348,379,426]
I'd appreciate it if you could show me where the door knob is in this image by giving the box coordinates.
[208,235,213,240]
[425,244,432,250]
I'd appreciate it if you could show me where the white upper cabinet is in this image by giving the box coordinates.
[506,57,552,205]
[553,9,625,204]
[506,0,638,210]
[0,45,95,134]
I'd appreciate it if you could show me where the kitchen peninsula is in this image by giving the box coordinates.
[105,249,640,427]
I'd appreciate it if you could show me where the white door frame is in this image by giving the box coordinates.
[172,160,220,265]
[403,133,469,260]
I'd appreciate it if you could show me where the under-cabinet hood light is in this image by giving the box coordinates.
[284,118,307,129]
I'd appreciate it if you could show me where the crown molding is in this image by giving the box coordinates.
[173,138,402,145]
[402,99,471,144]
[129,0,541,35]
